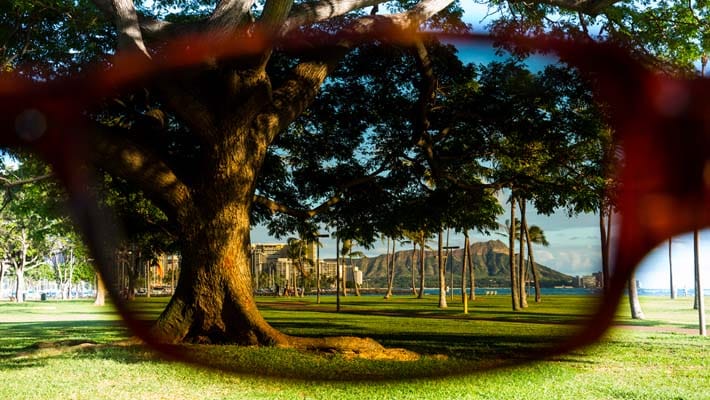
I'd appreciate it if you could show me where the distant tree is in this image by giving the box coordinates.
[668,238,676,300]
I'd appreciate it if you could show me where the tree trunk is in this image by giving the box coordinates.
[599,208,610,294]
[14,265,24,303]
[151,202,289,345]
[669,238,676,300]
[418,241,425,299]
[467,237,475,302]
[336,236,341,312]
[694,229,706,335]
[518,199,528,309]
[437,230,447,308]
[0,262,6,299]
[628,273,644,320]
[509,197,520,311]
[461,233,469,313]
[352,256,361,296]
[384,240,396,299]
[524,221,542,303]
[411,243,418,296]
[94,272,106,306]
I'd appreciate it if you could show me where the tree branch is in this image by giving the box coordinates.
[92,0,151,57]
[511,0,622,15]
[253,194,342,218]
[280,0,383,35]
[208,0,256,32]
[87,122,195,226]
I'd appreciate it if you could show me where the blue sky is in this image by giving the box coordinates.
[251,1,710,290]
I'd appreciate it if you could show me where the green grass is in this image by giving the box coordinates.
[1,296,708,399]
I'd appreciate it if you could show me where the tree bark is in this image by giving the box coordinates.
[437,230,447,308]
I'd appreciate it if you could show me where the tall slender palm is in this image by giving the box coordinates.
[525,224,549,303]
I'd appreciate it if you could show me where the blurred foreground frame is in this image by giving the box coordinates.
[0,0,708,380]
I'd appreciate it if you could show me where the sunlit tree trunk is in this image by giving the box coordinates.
[518,199,528,309]
[669,238,676,300]
[437,230,447,308]
[628,273,645,320]
[467,236,475,302]
[418,240,425,299]
[599,208,610,294]
[94,272,106,306]
[509,197,520,311]
[461,233,470,313]
[410,242,418,296]
[385,240,396,299]
[693,229,706,335]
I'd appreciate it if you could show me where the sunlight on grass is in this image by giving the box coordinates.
[0,297,708,399]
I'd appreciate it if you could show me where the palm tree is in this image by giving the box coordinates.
[341,239,365,296]
[287,237,313,298]
[524,223,549,303]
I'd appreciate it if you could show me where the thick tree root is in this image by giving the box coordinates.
[12,337,144,360]
[288,336,420,361]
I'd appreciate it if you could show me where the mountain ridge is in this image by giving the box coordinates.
[329,240,574,288]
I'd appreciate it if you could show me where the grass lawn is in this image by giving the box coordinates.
[0,294,708,399]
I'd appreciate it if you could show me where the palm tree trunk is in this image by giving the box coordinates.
[411,242,418,296]
[628,273,645,320]
[599,208,610,294]
[438,230,447,308]
[518,199,528,309]
[467,238,475,301]
[418,240,425,299]
[336,236,341,311]
[462,233,470,313]
[524,221,542,303]
[509,197,520,311]
[385,240,396,299]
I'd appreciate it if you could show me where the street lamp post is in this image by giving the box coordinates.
[316,233,329,304]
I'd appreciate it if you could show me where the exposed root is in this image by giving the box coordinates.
[289,336,420,361]
[12,337,144,360]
